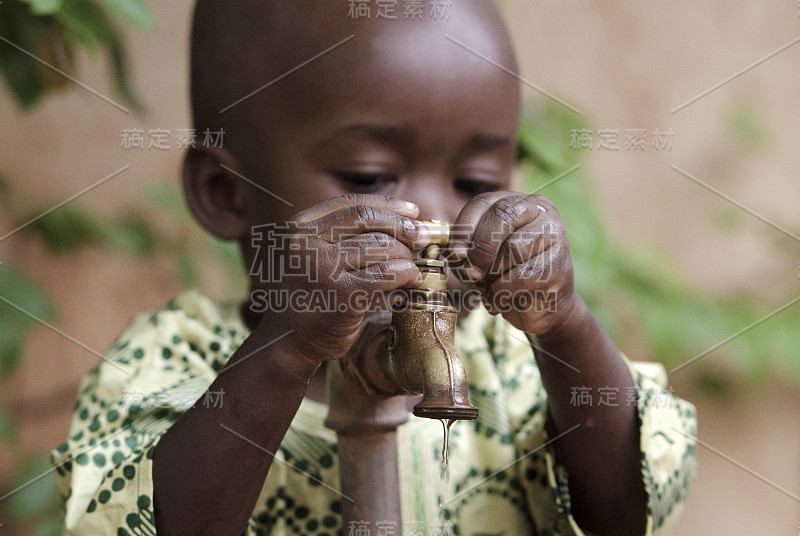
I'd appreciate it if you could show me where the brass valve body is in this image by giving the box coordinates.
[388,221,479,421]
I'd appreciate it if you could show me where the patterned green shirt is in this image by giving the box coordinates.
[52,290,696,535]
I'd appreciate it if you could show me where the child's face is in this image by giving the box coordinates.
[232,8,522,229]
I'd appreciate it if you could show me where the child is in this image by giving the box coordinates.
[52,1,696,535]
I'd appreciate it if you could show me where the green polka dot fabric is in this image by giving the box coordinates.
[52,291,696,535]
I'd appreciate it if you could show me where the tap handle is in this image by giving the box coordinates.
[422,220,450,246]
[421,220,450,261]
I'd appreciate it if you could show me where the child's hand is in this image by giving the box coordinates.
[448,192,578,335]
[253,194,430,362]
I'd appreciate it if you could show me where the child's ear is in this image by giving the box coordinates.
[182,146,250,240]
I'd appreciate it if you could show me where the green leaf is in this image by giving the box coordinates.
[0,266,56,322]
[0,266,56,378]
[175,249,200,288]
[33,517,67,536]
[2,0,152,112]
[24,205,105,253]
[104,27,143,112]
[208,236,245,276]
[0,328,23,378]
[19,0,63,15]
[518,103,586,172]
[19,201,162,257]
[0,406,18,443]
[96,0,156,30]
[100,216,156,256]
[55,0,116,52]
[208,236,248,296]
[4,458,63,521]
[144,183,190,218]
[33,517,66,536]
[694,370,734,398]
[727,105,769,151]
[0,4,46,108]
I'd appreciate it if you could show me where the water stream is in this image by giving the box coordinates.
[437,418,456,536]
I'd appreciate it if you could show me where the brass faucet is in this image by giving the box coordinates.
[387,220,478,421]
[324,220,477,530]
[328,220,479,422]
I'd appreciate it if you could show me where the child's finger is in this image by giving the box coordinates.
[490,236,568,294]
[333,232,415,274]
[482,219,561,285]
[461,194,544,279]
[448,191,508,260]
[294,194,419,224]
[312,205,431,249]
[345,258,423,292]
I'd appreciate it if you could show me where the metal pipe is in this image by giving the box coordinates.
[325,356,407,531]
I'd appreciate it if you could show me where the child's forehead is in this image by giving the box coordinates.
[245,6,515,80]
[193,1,519,151]
[268,12,516,113]
[195,1,514,89]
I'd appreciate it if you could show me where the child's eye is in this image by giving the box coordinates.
[454,178,502,198]
[332,171,397,193]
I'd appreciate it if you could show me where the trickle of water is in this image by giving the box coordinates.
[439,418,455,482]
[437,419,456,536]
[437,496,448,536]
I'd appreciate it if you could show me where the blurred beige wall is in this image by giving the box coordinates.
[1,1,799,534]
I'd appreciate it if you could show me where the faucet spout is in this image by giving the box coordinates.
[389,298,478,420]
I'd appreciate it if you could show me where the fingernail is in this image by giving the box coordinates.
[416,221,431,245]
[466,266,484,281]
[390,198,418,212]
[449,242,468,261]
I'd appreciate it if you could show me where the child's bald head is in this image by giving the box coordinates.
[185,0,521,240]
[190,1,518,155]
